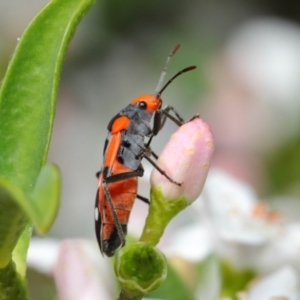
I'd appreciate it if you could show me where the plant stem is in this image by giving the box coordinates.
[0,260,29,300]
[139,187,188,245]
[118,290,143,300]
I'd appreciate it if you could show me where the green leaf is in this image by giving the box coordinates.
[0,0,96,193]
[0,0,96,259]
[0,178,29,269]
[0,164,60,271]
[219,259,256,300]
[0,0,96,298]
[21,164,61,235]
[12,225,32,279]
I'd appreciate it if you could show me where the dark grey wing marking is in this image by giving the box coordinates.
[118,132,144,170]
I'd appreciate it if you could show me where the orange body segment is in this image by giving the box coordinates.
[104,132,122,168]
[110,115,131,134]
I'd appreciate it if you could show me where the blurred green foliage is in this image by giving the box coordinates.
[266,136,300,195]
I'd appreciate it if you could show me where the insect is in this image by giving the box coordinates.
[95,44,196,257]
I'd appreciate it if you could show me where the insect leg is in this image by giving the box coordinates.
[146,105,185,148]
[105,166,144,183]
[148,149,158,160]
[97,164,144,183]
[143,155,182,186]
[136,194,150,204]
[104,167,150,204]
[160,105,185,128]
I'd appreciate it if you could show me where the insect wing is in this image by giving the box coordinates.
[95,170,125,256]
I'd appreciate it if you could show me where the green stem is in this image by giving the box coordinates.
[118,290,143,300]
[0,260,29,300]
[139,187,188,245]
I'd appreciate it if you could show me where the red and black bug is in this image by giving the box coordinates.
[95,45,196,257]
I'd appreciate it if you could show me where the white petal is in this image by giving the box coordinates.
[257,223,300,272]
[202,168,280,245]
[247,266,299,300]
[27,237,60,274]
[161,224,212,262]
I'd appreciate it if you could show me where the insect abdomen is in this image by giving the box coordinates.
[97,176,138,256]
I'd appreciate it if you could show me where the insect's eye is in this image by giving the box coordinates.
[138,101,147,110]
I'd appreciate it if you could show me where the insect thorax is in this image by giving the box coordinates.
[115,106,152,170]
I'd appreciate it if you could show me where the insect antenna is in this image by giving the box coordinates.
[155,44,181,94]
[157,65,196,97]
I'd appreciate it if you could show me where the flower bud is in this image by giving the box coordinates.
[151,117,214,202]
[54,240,114,300]
[114,242,167,298]
[140,117,214,246]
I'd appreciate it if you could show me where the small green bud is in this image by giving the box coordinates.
[114,242,167,298]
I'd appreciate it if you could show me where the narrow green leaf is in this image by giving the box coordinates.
[0,163,61,238]
[0,177,29,269]
[12,225,33,279]
[28,164,61,234]
[0,0,95,266]
[0,165,60,274]
[0,0,96,297]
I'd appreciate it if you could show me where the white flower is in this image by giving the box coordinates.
[201,168,281,245]
[223,18,300,150]
[162,224,212,262]
[246,266,299,300]
[257,223,300,273]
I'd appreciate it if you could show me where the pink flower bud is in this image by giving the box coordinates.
[150,117,214,202]
[54,240,114,300]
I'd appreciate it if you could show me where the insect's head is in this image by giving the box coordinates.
[130,94,162,113]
